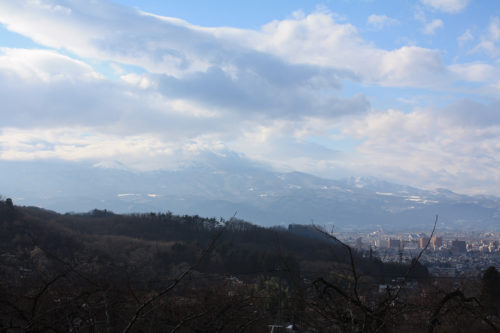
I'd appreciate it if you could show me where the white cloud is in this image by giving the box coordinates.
[378,46,445,86]
[472,17,500,58]
[0,127,211,171]
[488,17,500,41]
[0,3,450,89]
[367,14,399,29]
[0,46,368,174]
[448,62,498,82]
[0,46,369,130]
[420,0,470,13]
[473,40,499,57]
[0,1,218,76]
[0,0,499,196]
[0,48,101,82]
[120,73,156,89]
[342,100,500,195]
[239,12,448,87]
[457,29,473,46]
[226,118,350,176]
[0,128,170,162]
[422,19,444,35]
[0,48,234,137]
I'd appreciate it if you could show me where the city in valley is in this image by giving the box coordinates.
[337,229,500,277]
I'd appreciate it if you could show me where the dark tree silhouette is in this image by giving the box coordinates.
[5,198,13,209]
[481,266,500,316]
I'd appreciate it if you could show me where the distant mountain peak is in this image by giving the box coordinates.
[93,160,130,171]
[1,159,499,230]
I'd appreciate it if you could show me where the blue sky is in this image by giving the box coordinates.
[1,0,500,195]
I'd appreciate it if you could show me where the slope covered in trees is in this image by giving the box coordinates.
[0,198,497,332]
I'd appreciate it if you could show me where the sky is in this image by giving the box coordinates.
[1,0,500,196]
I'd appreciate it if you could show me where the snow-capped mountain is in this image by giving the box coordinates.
[1,157,499,230]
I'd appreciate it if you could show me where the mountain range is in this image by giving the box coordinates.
[1,155,499,230]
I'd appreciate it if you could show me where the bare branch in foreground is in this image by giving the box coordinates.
[122,225,226,333]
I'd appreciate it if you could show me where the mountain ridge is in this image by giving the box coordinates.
[1,158,499,230]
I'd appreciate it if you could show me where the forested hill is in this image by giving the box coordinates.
[1,197,498,332]
[1,197,429,281]
[0,197,436,331]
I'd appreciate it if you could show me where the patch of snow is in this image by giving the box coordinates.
[117,193,140,198]
[422,199,439,204]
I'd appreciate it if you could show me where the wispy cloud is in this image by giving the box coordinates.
[367,14,399,30]
[420,0,471,14]
[472,17,500,57]
[488,16,500,41]
[422,19,444,35]
[457,29,473,46]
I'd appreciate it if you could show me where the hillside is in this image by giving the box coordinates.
[1,199,417,281]
[0,198,497,332]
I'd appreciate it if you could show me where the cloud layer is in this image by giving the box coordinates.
[343,100,500,194]
[0,0,500,195]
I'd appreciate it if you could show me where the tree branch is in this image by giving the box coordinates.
[122,225,225,333]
